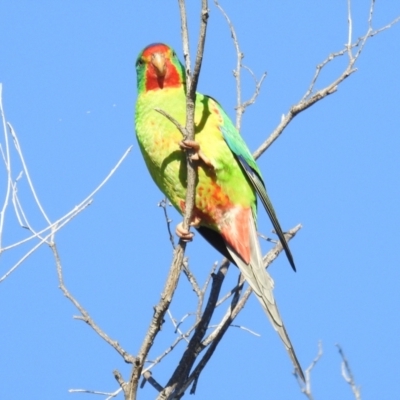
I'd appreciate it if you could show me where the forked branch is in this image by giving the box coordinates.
[253,0,400,159]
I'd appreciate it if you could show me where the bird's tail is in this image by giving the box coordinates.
[226,213,305,381]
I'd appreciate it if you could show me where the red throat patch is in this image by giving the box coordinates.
[142,44,183,91]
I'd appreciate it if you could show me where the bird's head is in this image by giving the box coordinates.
[136,43,185,93]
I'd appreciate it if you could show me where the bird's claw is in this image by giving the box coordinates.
[175,215,202,242]
[179,139,199,151]
[176,222,194,242]
[179,140,213,167]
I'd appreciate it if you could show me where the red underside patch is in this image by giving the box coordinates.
[220,207,251,264]
[180,183,251,265]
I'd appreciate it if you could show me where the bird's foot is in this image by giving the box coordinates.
[175,216,201,242]
[179,140,213,167]
[176,222,194,242]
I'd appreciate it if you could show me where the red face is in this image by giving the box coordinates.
[137,43,183,91]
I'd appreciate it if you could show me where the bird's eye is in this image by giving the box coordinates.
[172,51,176,57]
[136,58,144,67]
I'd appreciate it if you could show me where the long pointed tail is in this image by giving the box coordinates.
[227,215,304,381]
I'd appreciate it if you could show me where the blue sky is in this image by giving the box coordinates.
[1,1,400,399]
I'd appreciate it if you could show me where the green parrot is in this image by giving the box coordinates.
[135,43,304,380]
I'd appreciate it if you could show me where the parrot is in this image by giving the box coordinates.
[135,43,304,381]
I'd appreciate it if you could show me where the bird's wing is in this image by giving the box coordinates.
[210,96,296,271]
[236,154,296,271]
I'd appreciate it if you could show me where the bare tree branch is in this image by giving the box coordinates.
[8,122,51,225]
[214,0,267,131]
[142,325,195,376]
[0,84,12,250]
[158,198,176,249]
[141,371,164,393]
[157,259,231,400]
[253,2,400,160]
[51,240,135,365]
[154,109,186,137]
[221,323,260,337]
[337,344,361,400]
[182,258,202,297]
[69,388,122,399]
[0,144,132,283]
[160,225,302,399]
[167,309,191,343]
[297,341,323,400]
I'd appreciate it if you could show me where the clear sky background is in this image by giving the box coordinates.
[1,1,400,399]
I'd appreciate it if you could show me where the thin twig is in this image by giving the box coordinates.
[8,123,51,225]
[337,344,361,400]
[195,261,218,323]
[201,261,218,295]
[0,84,12,249]
[167,309,191,343]
[253,3,400,159]
[154,109,186,137]
[142,324,195,375]
[213,0,242,130]
[257,231,276,243]
[209,323,260,337]
[52,240,135,364]
[158,198,176,249]
[297,341,323,400]
[2,143,131,254]
[214,0,266,131]
[182,258,202,297]
[69,388,122,398]
[240,66,267,112]
[0,146,132,282]
[347,0,353,60]
[0,202,91,283]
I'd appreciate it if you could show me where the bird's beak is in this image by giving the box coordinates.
[151,53,166,78]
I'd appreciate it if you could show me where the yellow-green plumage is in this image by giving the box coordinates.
[136,87,256,233]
